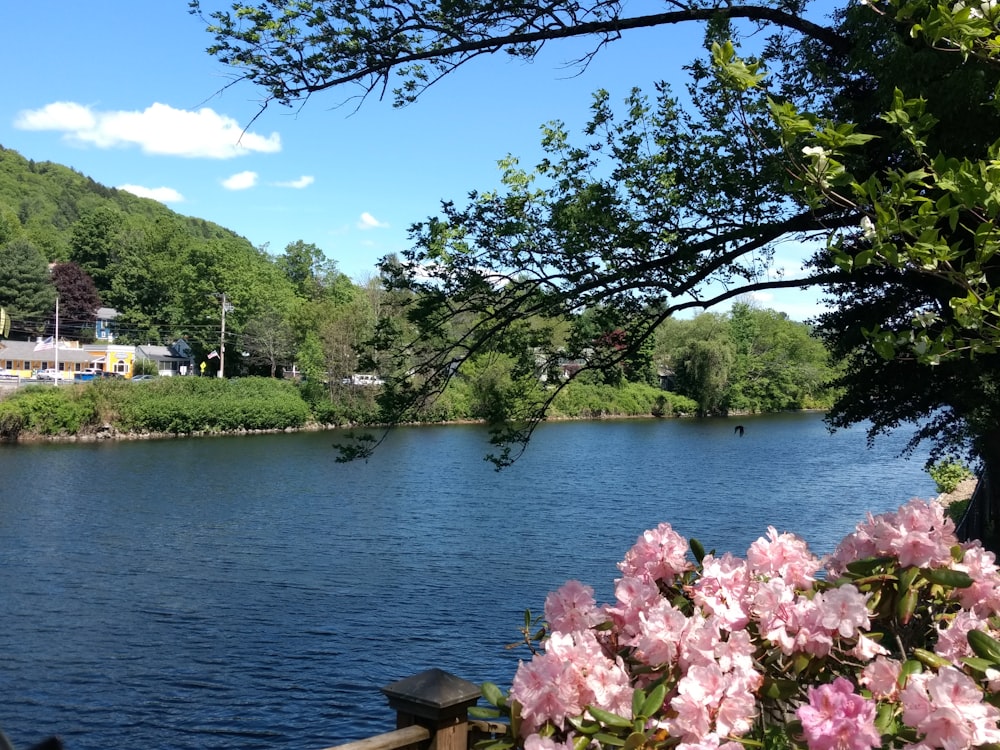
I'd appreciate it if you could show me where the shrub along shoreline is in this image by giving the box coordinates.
[0,377,702,443]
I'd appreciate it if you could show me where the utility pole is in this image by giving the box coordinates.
[219,292,227,379]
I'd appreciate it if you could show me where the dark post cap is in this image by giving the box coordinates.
[382,669,481,721]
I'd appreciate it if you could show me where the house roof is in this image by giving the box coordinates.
[136,344,191,362]
[0,340,100,364]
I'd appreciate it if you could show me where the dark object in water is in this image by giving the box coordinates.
[735,425,745,437]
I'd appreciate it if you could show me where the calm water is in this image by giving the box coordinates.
[0,414,935,750]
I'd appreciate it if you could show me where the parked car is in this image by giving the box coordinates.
[35,368,58,380]
[75,368,105,381]
[130,375,156,381]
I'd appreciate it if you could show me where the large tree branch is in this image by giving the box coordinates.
[195,2,850,106]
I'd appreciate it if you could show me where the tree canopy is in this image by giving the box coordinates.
[192,0,1000,515]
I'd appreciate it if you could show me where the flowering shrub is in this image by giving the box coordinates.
[474,499,1000,750]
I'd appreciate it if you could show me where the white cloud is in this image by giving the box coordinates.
[357,211,388,230]
[15,101,280,159]
[15,101,95,131]
[117,184,184,203]
[222,171,258,190]
[274,175,314,189]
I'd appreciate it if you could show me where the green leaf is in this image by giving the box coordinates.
[845,556,895,576]
[638,683,667,719]
[631,688,646,720]
[920,567,974,588]
[593,733,627,747]
[586,706,633,729]
[566,716,601,735]
[899,659,924,687]
[914,648,953,670]
[481,682,506,708]
[969,629,1000,663]
[690,537,706,565]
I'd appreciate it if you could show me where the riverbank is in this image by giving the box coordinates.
[0,376,702,443]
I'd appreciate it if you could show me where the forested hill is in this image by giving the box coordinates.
[0,143,362,376]
[0,145,249,259]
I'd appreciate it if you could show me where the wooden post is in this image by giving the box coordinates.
[381,669,482,750]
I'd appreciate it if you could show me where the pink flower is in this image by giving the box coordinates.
[859,656,902,701]
[826,500,956,576]
[952,544,1000,616]
[815,584,870,639]
[635,598,689,667]
[545,580,607,633]
[797,677,880,750]
[747,526,820,587]
[901,668,1000,748]
[691,553,752,630]
[606,574,662,646]
[524,734,576,750]
[619,522,692,583]
[934,610,987,663]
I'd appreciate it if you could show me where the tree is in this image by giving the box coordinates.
[242,306,296,376]
[277,240,354,303]
[49,262,102,340]
[69,206,128,290]
[195,0,1000,501]
[0,237,56,337]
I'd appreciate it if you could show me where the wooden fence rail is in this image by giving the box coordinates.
[320,669,497,750]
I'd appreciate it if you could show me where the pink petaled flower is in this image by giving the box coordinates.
[797,677,880,750]
[953,544,1000,616]
[635,599,689,668]
[714,628,760,685]
[815,584,870,639]
[691,553,752,630]
[619,522,692,584]
[901,668,1000,748]
[826,500,956,576]
[606,574,663,648]
[859,656,902,701]
[545,580,607,633]
[545,630,633,719]
[678,612,724,670]
[669,663,727,740]
[512,630,627,734]
[510,651,579,734]
[747,526,820,587]
[934,610,987,664]
[523,733,576,750]
[850,634,889,661]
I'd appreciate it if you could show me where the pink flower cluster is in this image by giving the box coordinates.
[797,677,880,750]
[506,499,1000,750]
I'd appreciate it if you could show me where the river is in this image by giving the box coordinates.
[0,413,936,749]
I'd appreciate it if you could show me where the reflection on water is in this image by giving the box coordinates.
[0,414,935,749]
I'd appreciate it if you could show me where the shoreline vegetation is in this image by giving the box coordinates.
[0,376,714,444]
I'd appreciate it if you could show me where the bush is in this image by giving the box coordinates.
[4,386,97,435]
[929,458,975,494]
[550,381,698,418]
[479,499,1000,750]
[95,377,310,434]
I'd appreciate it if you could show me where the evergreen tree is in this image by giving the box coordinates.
[0,237,56,337]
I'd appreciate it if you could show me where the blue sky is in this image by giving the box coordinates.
[0,1,834,320]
